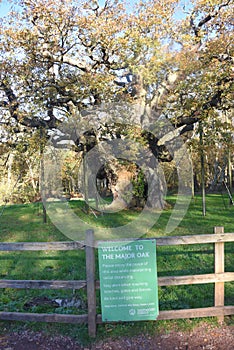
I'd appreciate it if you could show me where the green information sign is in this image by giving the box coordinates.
[98,239,159,322]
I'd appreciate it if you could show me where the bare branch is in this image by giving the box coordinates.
[191,0,231,37]
[0,101,8,107]
[0,81,58,129]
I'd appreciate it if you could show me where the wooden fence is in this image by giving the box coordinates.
[0,227,233,337]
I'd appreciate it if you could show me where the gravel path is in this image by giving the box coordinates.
[0,323,233,349]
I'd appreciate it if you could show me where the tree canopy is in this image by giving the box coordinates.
[0,0,233,205]
[1,0,233,134]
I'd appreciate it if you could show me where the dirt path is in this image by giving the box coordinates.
[0,324,233,349]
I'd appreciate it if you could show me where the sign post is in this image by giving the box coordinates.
[98,239,159,322]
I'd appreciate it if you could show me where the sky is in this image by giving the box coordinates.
[0,0,12,17]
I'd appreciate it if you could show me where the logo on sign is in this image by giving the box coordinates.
[129,309,136,316]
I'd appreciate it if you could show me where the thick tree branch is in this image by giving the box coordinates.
[0,101,8,107]
[190,0,231,37]
[1,81,58,129]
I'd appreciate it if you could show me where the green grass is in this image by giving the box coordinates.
[0,195,233,344]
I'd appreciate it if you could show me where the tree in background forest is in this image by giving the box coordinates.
[0,0,233,206]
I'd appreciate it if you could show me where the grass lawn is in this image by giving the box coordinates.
[0,194,233,343]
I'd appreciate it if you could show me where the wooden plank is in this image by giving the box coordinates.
[96,306,234,323]
[2,272,231,290]
[214,227,225,322]
[0,312,88,324]
[158,272,234,286]
[156,233,234,246]
[2,306,233,325]
[0,280,86,290]
[0,233,233,252]
[157,306,234,320]
[85,230,97,338]
[95,272,234,289]
[94,233,234,247]
[0,241,84,251]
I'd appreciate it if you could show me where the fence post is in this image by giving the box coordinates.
[85,229,97,337]
[214,226,225,323]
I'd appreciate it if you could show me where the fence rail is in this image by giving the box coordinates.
[0,227,233,337]
[0,232,233,251]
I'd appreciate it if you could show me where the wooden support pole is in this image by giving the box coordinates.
[85,229,97,337]
[199,121,206,216]
[40,128,47,224]
[214,226,225,323]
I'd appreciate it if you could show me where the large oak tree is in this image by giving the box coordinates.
[0,0,233,207]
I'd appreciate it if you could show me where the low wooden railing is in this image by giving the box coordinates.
[0,227,233,337]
